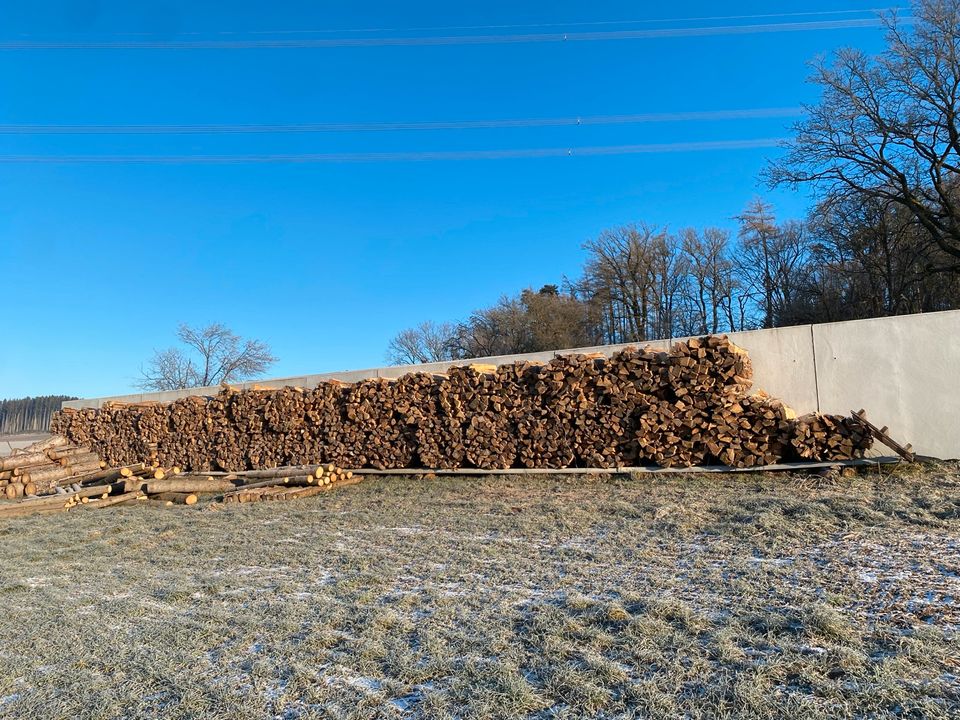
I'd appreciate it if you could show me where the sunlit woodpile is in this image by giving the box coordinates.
[50,335,874,472]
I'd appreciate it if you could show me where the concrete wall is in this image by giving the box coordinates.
[811,312,959,461]
[0,432,51,456]
[63,310,960,459]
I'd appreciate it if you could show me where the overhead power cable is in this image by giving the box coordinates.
[0,107,803,134]
[0,138,787,163]
[0,18,904,49]
[102,8,906,37]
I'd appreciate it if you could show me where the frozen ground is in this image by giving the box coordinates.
[0,464,958,719]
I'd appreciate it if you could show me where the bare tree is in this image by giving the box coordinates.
[787,190,960,323]
[453,295,532,358]
[737,198,780,329]
[580,224,662,342]
[138,323,278,391]
[767,0,960,269]
[386,321,459,365]
[679,227,738,334]
[647,232,688,339]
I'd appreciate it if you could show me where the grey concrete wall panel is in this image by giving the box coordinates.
[720,326,820,414]
[812,313,960,459]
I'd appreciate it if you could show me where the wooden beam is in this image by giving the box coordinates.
[851,410,915,462]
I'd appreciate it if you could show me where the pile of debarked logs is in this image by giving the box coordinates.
[0,434,356,519]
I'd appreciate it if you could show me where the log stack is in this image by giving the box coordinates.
[50,335,876,472]
[0,435,103,498]
[791,413,874,461]
[0,459,357,517]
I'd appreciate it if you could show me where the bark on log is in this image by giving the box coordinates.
[56,463,147,488]
[1,451,50,471]
[86,491,146,508]
[145,478,236,494]
[19,460,102,485]
[150,492,198,505]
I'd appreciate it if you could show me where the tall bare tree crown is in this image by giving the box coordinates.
[767,0,960,269]
[137,323,278,391]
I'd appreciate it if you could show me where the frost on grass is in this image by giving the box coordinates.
[0,464,958,718]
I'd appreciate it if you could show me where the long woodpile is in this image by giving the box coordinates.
[50,336,874,472]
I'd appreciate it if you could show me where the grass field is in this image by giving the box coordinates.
[1,463,958,719]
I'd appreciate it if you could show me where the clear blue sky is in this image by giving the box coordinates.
[0,1,898,398]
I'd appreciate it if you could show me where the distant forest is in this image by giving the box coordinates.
[0,396,77,435]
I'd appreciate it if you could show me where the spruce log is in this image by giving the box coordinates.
[19,460,102,485]
[230,476,315,491]
[231,465,324,480]
[87,491,146,508]
[0,483,121,515]
[150,492,198,505]
[23,435,71,453]
[1,452,50,471]
[0,503,69,519]
[46,447,96,461]
[145,478,235,494]
[135,467,167,480]
[56,464,147,488]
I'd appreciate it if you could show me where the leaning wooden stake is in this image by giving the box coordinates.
[851,409,915,461]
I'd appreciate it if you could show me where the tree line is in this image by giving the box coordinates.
[0,396,78,435]
[388,1,960,364]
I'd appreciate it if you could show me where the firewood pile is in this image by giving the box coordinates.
[0,449,356,518]
[50,336,875,472]
[791,413,875,461]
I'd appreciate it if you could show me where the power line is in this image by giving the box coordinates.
[0,18,902,49]
[0,107,803,134]
[0,138,787,163]
[97,8,906,37]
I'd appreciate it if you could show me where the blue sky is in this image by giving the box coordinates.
[0,1,898,398]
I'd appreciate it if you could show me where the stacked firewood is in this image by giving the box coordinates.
[51,335,876,472]
[791,413,874,461]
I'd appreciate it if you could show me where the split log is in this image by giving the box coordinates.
[47,335,891,473]
[791,413,873,461]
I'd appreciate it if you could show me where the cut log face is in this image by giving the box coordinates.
[47,335,877,473]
